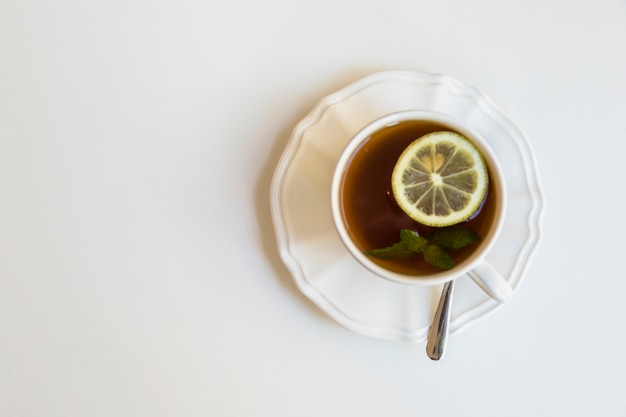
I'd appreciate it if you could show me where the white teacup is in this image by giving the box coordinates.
[330,110,513,302]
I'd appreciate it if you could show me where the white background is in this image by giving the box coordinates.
[1,0,625,416]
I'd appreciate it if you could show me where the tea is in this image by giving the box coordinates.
[338,120,496,275]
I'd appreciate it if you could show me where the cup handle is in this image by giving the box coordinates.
[467,261,514,303]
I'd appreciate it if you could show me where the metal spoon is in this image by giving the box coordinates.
[426,279,455,360]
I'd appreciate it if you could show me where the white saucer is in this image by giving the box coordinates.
[270,70,544,342]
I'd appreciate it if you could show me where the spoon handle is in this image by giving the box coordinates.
[426,279,455,361]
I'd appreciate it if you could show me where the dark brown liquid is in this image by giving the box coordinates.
[339,120,496,275]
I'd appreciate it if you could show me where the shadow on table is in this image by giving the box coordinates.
[253,66,398,325]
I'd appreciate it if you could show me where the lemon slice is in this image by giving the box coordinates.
[391,131,488,227]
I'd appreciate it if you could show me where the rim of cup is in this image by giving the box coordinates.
[330,110,507,286]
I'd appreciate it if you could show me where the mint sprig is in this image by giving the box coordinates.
[366,230,427,259]
[423,245,454,270]
[365,227,479,270]
[429,227,481,250]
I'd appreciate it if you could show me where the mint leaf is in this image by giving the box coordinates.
[430,227,480,250]
[423,245,454,270]
[365,227,479,270]
[399,229,428,252]
[365,229,426,260]
[365,241,415,259]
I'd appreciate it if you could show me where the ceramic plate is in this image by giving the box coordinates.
[270,70,544,342]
